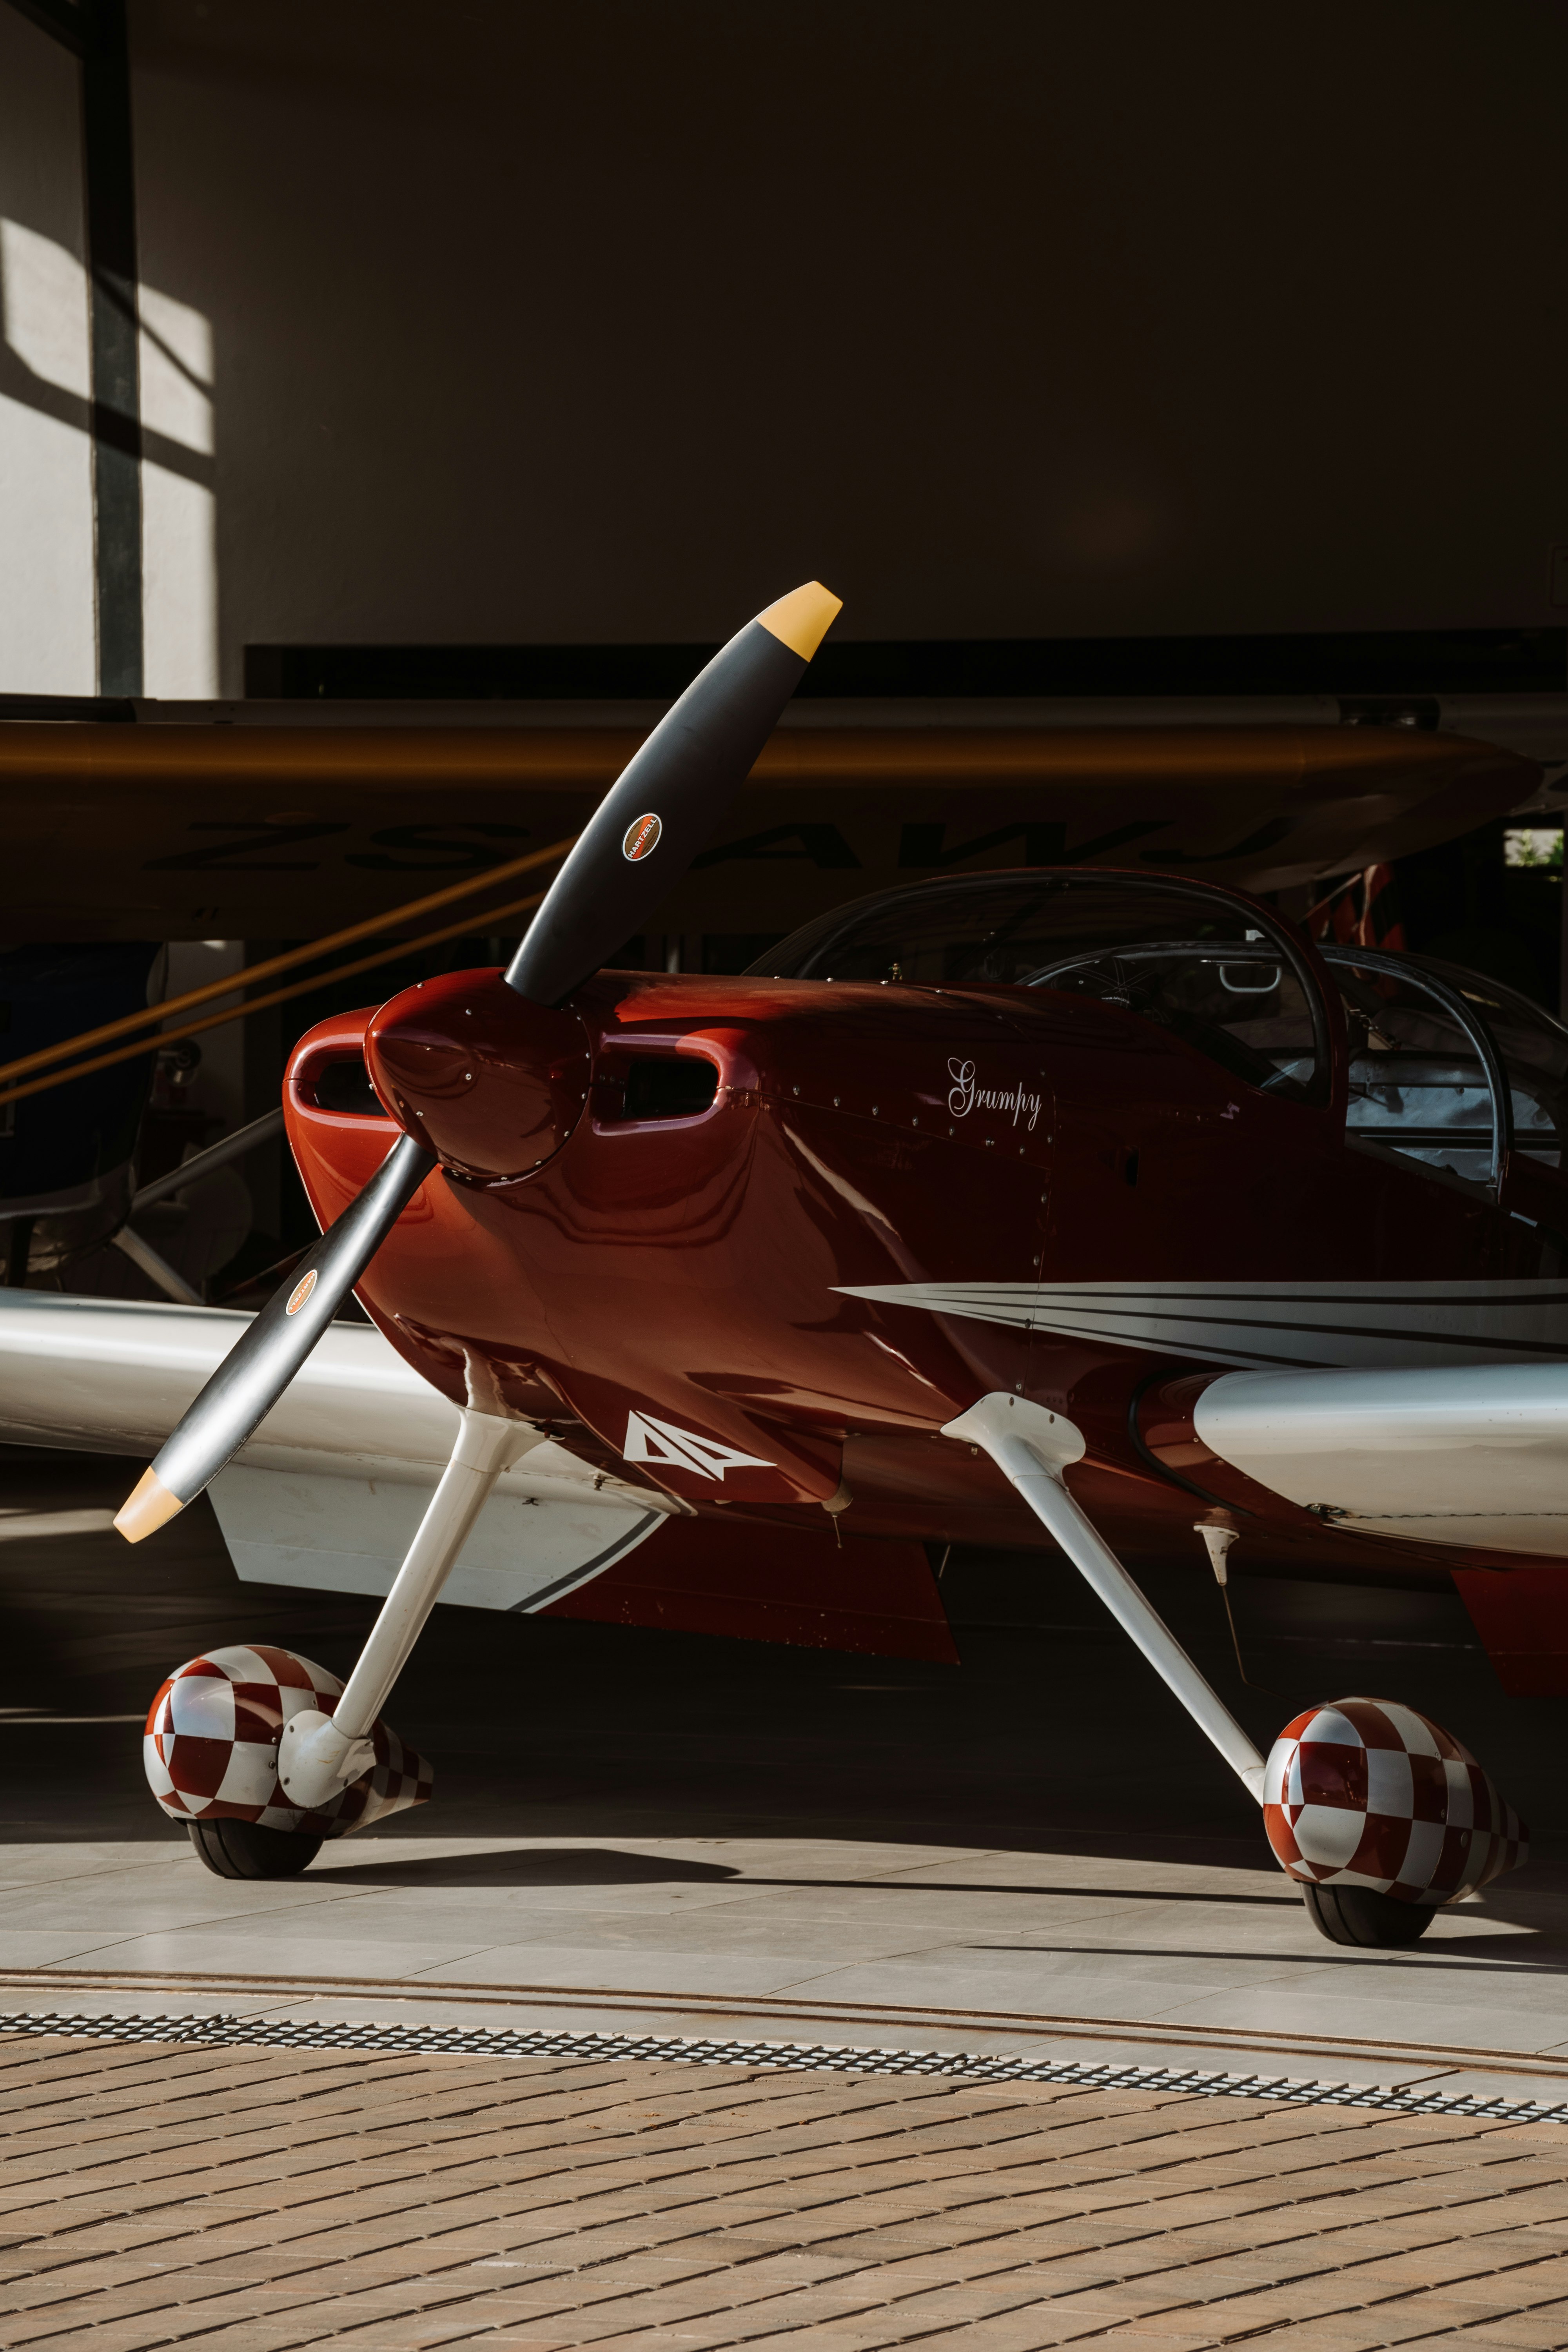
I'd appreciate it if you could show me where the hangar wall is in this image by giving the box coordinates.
[0,8,94,695]
[4,1,1568,696]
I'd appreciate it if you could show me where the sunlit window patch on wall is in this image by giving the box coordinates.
[0,217,94,694]
[138,281,217,699]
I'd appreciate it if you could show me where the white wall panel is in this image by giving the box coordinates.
[140,279,217,696]
[0,13,93,695]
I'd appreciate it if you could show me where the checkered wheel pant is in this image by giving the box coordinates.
[143,1645,433,1838]
[1263,1695,1525,1906]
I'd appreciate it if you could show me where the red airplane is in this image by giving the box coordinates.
[24,582,1559,1949]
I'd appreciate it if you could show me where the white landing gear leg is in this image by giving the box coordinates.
[278,1410,543,1811]
[943,1393,1266,1803]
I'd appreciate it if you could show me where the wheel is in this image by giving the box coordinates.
[188,1818,324,1880]
[1302,1881,1435,1948]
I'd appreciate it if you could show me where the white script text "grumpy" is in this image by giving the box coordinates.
[947,1059,1042,1131]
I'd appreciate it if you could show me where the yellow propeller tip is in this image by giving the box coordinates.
[756,581,843,664]
[114,1467,184,1544]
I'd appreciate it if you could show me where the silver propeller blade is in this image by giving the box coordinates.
[116,1131,435,1539]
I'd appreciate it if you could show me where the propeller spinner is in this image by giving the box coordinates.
[114,580,842,1542]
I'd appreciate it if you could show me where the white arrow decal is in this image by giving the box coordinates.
[623,1410,775,1482]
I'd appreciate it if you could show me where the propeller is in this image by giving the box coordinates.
[115,581,842,1543]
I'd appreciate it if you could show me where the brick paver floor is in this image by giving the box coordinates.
[4,2033,1568,2350]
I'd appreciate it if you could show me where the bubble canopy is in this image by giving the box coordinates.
[748,869,1334,1108]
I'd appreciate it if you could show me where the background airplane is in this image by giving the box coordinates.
[0,658,1554,1299]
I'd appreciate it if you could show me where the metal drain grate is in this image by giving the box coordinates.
[1,2009,1562,2124]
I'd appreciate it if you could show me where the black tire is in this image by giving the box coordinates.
[1302,1881,1435,1948]
[188,1818,324,1880]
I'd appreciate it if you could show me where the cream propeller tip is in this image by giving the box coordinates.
[755,581,843,663]
[114,1467,183,1544]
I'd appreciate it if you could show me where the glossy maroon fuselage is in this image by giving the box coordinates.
[283,909,1564,1585]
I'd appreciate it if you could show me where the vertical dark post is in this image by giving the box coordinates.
[80,0,142,695]
[241,957,285,1241]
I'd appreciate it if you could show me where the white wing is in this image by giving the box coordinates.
[1195,1359,1568,1558]
[0,1292,671,1610]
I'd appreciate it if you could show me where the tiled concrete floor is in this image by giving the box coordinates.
[5,2029,1568,2350]
[9,1446,1568,2343]
[4,1443,1568,2096]
[4,1831,1568,2103]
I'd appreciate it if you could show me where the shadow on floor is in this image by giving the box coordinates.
[306,1845,744,1890]
[1,1445,1564,1931]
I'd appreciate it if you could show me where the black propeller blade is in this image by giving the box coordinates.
[505,584,841,1007]
[115,581,842,1542]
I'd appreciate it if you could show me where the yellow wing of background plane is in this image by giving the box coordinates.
[0,703,1542,942]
